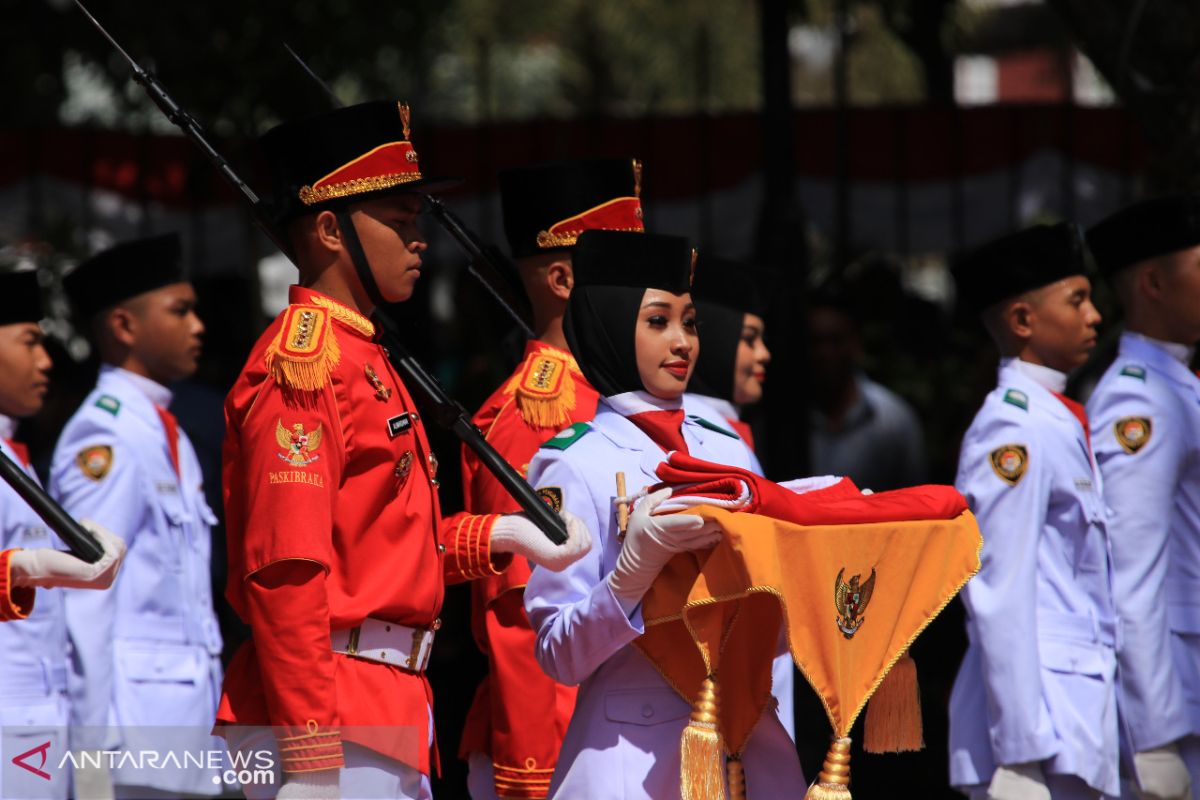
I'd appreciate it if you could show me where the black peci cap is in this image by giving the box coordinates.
[499,159,644,259]
[261,100,459,224]
[64,233,186,321]
[1086,193,1200,275]
[0,271,44,326]
[952,222,1086,317]
[572,230,693,295]
[690,253,767,319]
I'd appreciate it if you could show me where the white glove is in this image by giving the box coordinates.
[1134,744,1192,800]
[988,762,1050,800]
[10,520,126,590]
[490,510,592,572]
[71,753,114,800]
[607,487,723,608]
[276,769,340,800]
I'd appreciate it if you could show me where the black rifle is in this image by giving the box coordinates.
[281,43,534,338]
[76,2,567,545]
[0,451,104,563]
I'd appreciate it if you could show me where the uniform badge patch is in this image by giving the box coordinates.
[1114,416,1152,454]
[94,395,121,416]
[540,422,591,450]
[365,363,392,401]
[834,567,875,639]
[537,487,563,513]
[275,420,323,467]
[989,444,1028,485]
[76,445,113,481]
[1119,365,1147,381]
[394,451,414,487]
[1002,389,1029,411]
[387,413,413,439]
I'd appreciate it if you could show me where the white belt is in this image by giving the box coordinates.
[331,617,440,672]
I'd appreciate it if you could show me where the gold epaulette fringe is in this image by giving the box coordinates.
[264,305,341,392]
[504,349,579,430]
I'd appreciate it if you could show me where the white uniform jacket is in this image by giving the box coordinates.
[948,359,1119,797]
[524,392,804,800]
[0,420,70,800]
[50,366,222,795]
[1087,333,1200,753]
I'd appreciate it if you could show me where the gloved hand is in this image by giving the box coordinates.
[988,762,1050,800]
[607,487,723,609]
[71,752,114,800]
[1133,743,1192,800]
[10,520,126,590]
[490,510,592,572]
[276,768,340,800]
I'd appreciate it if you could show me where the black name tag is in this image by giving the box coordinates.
[387,413,414,439]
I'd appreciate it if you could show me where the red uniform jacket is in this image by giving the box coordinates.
[217,287,509,776]
[458,340,599,798]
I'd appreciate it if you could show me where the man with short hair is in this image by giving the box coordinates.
[52,233,225,797]
[1085,194,1200,800]
[948,223,1119,800]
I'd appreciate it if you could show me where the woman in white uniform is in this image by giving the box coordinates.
[523,230,804,799]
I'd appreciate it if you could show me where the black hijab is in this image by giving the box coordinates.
[564,230,694,397]
[688,254,767,403]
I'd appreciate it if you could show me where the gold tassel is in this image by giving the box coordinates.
[505,357,578,430]
[680,676,726,800]
[804,738,852,800]
[264,327,341,392]
[727,756,745,800]
[863,652,924,753]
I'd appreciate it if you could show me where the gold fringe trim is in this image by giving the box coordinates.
[299,171,423,205]
[805,738,852,800]
[265,321,341,392]
[680,676,726,800]
[310,295,375,338]
[863,651,923,753]
[504,349,581,430]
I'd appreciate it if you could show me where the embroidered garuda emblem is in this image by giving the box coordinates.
[834,567,876,640]
[276,420,323,467]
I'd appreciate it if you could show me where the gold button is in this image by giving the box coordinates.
[431,618,442,631]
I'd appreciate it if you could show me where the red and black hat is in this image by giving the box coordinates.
[64,233,185,321]
[0,271,44,326]
[499,159,645,259]
[952,222,1086,316]
[261,100,458,223]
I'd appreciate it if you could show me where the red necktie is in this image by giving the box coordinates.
[155,406,181,478]
[1052,392,1091,455]
[5,439,30,469]
[628,409,690,455]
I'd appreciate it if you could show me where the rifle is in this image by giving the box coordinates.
[281,43,534,338]
[75,2,567,545]
[0,450,104,563]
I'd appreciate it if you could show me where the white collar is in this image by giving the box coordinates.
[0,415,15,441]
[602,390,683,417]
[1125,331,1195,367]
[1001,357,1068,394]
[693,395,739,421]
[102,364,174,408]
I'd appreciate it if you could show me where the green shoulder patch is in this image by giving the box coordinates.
[540,422,591,450]
[1119,365,1147,381]
[94,395,121,416]
[687,415,740,439]
[1002,389,1029,411]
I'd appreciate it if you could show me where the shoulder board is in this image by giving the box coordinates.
[1002,389,1029,411]
[687,415,739,439]
[1119,364,1147,381]
[94,395,121,416]
[540,422,591,450]
[264,305,341,392]
[505,350,578,430]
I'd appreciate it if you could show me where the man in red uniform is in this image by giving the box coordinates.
[215,102,590,800]
[458,159,644,799]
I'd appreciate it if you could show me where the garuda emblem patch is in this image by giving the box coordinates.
[276,420,323,467]
[835,567,876,639]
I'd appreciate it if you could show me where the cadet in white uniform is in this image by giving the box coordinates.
[52,234,224,798]
[1085,194,1200,800]
[0,271,124,800]
[947,223,1119,800]
[524,230,804,799]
